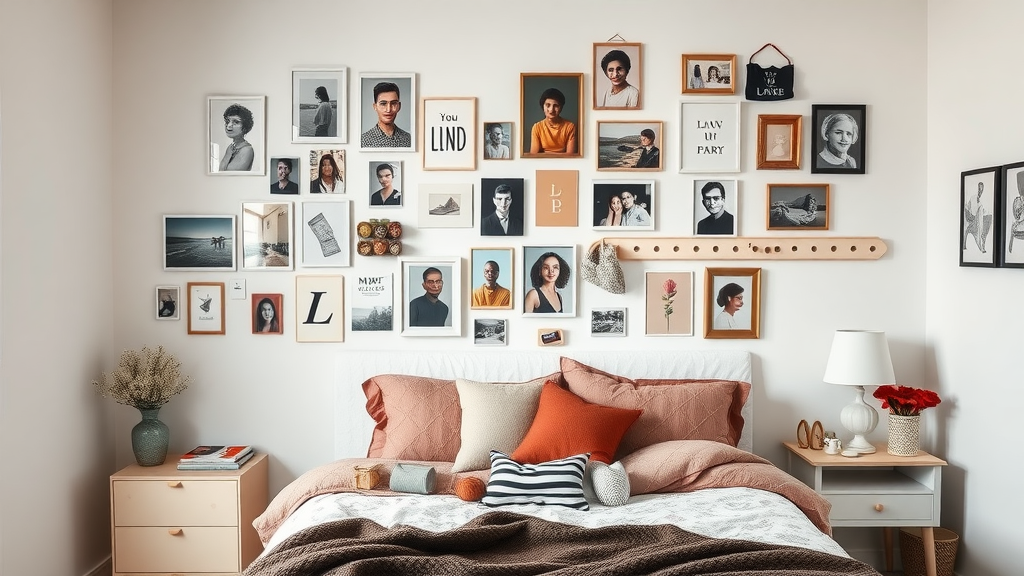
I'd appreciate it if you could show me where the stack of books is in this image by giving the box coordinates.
[177,445,254,470]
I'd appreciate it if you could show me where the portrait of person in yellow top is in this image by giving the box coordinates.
[470,248,514,310]
[529,88,577,155]
[521,73,582,158]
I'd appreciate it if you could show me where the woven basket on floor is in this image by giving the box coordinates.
[899,527,958,576]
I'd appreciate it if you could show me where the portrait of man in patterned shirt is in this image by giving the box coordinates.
[360,81,412,149]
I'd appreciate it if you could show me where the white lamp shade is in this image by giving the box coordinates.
[823,330,896,386]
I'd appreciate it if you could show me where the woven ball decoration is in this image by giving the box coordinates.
[388,240,402,255]
[387,221,403,238]
[373,223,388,239]
[357,221,373,239]
[454,476,486,502]
[357,240,373,256]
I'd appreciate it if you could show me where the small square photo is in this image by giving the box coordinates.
[474,319,507,346]
[591,308,625,337]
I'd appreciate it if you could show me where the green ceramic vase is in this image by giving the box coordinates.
[132,408,170,466]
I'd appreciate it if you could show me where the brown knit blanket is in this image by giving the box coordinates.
[245,511,880,576]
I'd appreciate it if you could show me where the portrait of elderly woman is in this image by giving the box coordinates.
[811,105,866,175]
[208,96,266,175]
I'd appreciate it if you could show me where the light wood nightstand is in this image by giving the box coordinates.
[109,452,269,576]
[784,442,947,576]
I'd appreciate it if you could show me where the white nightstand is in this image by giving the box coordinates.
[784,442,947,576]
[109,452,269,575]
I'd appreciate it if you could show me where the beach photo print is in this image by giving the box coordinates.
[163,215,236,271]
[597,121,663,172]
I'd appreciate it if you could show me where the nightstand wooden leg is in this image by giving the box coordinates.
[882,527,894,572]
[922,526,937,576]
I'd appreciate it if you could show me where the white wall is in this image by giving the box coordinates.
[0,0,116,575]
[926,2,1024,576]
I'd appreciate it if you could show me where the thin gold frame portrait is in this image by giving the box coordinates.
[681,54,737,95]
[592,42,643,110]
[470,247,515,310]
[520,73,584,158]
[703,267,761,339]
[766,183,830,231]
[756,114,802,170]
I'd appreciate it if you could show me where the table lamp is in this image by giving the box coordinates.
[822,330,895,454]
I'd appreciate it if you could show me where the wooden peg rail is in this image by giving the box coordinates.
[591,237,888,261]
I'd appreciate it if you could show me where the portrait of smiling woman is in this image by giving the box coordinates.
[208,96,265,175]
[811,104,866,174]
[593,43,642,109]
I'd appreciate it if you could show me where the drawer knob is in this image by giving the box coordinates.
[874,504,885,512]
[168,528,183,536]
[167,481,183,488]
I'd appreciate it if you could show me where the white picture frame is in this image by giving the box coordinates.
[679,101,741,173]
[522,245,577,317]
[300,200,351,267]
[692,179,739,236]
[418,183,474,228]
[474,319,507,346]
[155,286,180,320]
[401,257,462,337]
[162,215,236,271]
[592,179,655,230]
[291,68,348,144]
[591,308,626,337]
[359,72,417,152]
[422,97,477,170]
[207,95,266,176]
[240,202,293,271]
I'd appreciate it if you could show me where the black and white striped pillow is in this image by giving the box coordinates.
[481,451,590,510]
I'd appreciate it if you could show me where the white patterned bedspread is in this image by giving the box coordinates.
[261,487,848,559]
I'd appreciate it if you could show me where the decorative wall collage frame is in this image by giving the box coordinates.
[679,101,740,173]
[704,267,761,339]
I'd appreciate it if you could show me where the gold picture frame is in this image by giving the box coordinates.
[703,267,760,339]
[681,54,737,95]
[756,114,802,170]
[520,72,584,158]
[767,183,830,231]
[186,281,226,335]
[592,42,643,110]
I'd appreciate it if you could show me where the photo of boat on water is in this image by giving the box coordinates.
[163,215,237,271]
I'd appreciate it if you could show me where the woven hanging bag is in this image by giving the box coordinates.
[581,240,626,294]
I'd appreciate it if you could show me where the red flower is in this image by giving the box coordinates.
[872,385,941,416]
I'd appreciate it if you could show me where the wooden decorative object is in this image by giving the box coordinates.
[592,236,887,261]
[354,464,381,490]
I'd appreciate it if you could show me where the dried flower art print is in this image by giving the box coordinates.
[662,278,677,331]
[644,271,693,336]
[872,385,941,416]
[93,346,191,410]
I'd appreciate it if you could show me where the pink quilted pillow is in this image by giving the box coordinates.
[559,357,749,457]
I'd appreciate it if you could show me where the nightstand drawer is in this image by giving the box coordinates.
[113,526,239,573]
[113,480,238,526]
[828,493,934,522]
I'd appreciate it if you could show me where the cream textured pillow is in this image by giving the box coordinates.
[590,461,630,506]
[451,377,549,472]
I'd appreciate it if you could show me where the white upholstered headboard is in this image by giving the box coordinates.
[334,350,753,459]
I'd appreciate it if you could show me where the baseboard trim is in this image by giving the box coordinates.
[84,555,111,576]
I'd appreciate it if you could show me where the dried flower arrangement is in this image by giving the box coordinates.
[872,385,941,416]
[93,346,191,410]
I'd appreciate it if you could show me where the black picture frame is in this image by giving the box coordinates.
[999,161,1024,268]
[960,165,1001,268]
[810,104,866,175]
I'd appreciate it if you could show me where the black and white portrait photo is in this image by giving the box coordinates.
[292,68,347,143]
[811,104,866,175]
[592,180,654,230]
[692,179,738,236]
[208,96,266,176]
[480,178,525,236]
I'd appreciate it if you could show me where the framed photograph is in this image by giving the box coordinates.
[300,200,351,267]
[593,42,642,110]
[251,293,283,335]
[644,271,694,336]
[351,273,394,332]
[679,101,740,173]
[163,215,236,271]
[811,104,866,175]
[269,157,300,194]
[521,73,583,158]
[186,281,225,335]
[960,166,1001,267]
[422,97,477,170]
[537,328,565,346]
[470,247,514,310]
[207,95,265,175]
[359,72,416,151]
[592,180,655,230]
[474,319,507,346]
[767,184,829,231]
[591,308,626,337]
[536,170,579,227]
[309,149,346,194]
[681,54,737,95]
[523,245,576,317]
[291,68,347,144]
[155,286,180,321]
[418,183,474,228]
[295,275,344,342]
[483,122,513,160]
[480,178,525,236]
[597,121,663,171]
[1000,161,1024,268]
[241,202,293,271]
[704,267,761,339]
[692,179,738,236]
[368,160,402,207]
[756,114,802,170]
[401,257,462,336]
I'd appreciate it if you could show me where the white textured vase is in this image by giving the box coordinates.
[887,413,921,457]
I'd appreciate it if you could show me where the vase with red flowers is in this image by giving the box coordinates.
[872,385,941,456]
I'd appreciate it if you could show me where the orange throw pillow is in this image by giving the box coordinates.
[511,381,642,464]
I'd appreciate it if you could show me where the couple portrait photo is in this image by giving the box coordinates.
[592,181,655,230]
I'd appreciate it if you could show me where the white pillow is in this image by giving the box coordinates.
[584,460,630,506]
[451,377,547,472]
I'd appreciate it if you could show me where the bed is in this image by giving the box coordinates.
[245,351,881,576]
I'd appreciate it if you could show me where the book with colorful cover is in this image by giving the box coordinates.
[179,445,253,463]
[177,451,254,470]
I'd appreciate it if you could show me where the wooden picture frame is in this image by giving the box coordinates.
[470,247,515,310]
[401,257,462,336]
[359,72,416,152]
[483,121,513,160]
[692,179,738,236]
[186,281,225,335]
[251,293,283,335]
[597,121,663,171]
[418,183,474,228]
[207,95,266,175]
[295,275,345,342]
[593,42,642,110]
[593,180,655,230]
[811,104,866,175]
[591,308,626,337]
[422,97,477,170]
[999,161,1024,268]
[756,114,802,170]
[704,267,761,339]
[644,271,694,337]
[163,215,236,271]
[241,202,293,271]
[520,73,583,158]
[480,178,525,237]
[368,160,403,207]
[300,200,351,267]
[537,329,565,346]
[291,68,347,144]
[681,54,737,95]
[679,101,740,173]
[474,319,507,346]
[522,245,576,317]
[155,286,179,320]
[960,166,1001,268]
[767,184,829,231]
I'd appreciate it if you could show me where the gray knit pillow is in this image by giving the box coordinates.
[588,460,630,506]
